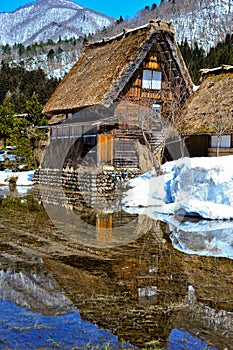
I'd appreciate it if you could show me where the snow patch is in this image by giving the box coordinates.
[0,170,35,186]
[123,155,233,220]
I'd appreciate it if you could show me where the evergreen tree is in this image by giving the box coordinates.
[179,40,205,84]
[19,43,26,56]
[0,97,15,147]
[151,3,157,10]
[25,92,45,126]
[205,33,233,68]
[116,15,123,24]
[0,62,60,112]
[47,48,56,60]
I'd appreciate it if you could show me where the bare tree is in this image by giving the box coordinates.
[208,95,232,157]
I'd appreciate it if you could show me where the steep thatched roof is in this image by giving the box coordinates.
[177,65,233,135]
[43,20,193,116]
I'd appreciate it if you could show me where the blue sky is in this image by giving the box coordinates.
[0,0,160,18]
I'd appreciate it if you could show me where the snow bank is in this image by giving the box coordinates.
[169,219,233,260]
[122,155,233,219]
[0,170,35,186]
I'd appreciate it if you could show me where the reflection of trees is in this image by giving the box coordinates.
[0,262,72,316]
[1,192,232,348]
[45,216,233,348]
[174,302,233,349]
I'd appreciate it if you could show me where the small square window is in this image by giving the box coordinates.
[142,70,162,90]
[152,104,161,113]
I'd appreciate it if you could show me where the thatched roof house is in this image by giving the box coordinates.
[178,65,233,135]
[43,19,193,116]
[177,65,233,157]
[43,20,194,169]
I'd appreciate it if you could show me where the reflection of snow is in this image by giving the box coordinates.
[169,220,233,260]
[138,286,157,298]
[0,186,33,198]
[0,170,35,186]
[169,285,233,349]
[123,156,233,219]
[0,270,71,315]
[187,285,195,304]
[125,205,233,260]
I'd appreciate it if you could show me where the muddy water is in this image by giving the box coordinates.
[0,186,232,349]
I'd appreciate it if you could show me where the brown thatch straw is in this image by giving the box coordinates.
[43,20,192,116]
[177,66,233,135]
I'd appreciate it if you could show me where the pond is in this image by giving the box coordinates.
[0,185,232,349]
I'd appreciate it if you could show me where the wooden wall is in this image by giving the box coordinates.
[186,134,233,157]
[98,134,114,165]
[118,37,190,129]
[208,148,233,157]
[185,135,209,157]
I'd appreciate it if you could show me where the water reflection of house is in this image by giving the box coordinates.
[178,65,233,157]
[42,20,193,171]
[45,215,233,348]
[96,213,113,242]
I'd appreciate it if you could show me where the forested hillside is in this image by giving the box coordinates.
[0,63,60,111]
[0,64,60,167]
[180,33,233,84]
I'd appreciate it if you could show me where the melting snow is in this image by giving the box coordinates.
[0,170,35,186]
[123,155,233,220]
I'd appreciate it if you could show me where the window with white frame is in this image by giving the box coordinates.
[211,135,231,148]
[152,104,161,113]
[142,70,162,89]
[152,104,161,121]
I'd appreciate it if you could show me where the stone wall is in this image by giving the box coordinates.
[34,168,140,192]
[33,167,141,212]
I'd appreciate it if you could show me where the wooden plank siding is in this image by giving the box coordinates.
[208,148,233,157]
[98,134,114,165]
[50,124,90,139]
[118,40,188,129]
[115,99,159,132]
[185,135,233,158]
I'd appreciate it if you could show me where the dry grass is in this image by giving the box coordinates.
[178,72,233,135]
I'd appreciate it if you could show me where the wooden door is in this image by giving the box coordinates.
[98,134,114,165]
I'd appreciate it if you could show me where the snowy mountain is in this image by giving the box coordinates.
[167,0,233,50]
[0,0,232,50]
[0,0,114,46]
[0,0,232,79]
[129,0,233,51]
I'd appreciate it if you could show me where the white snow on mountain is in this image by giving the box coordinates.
[0,0,232,50]
[0,0,232,78]
[0,0,114,46]
[162,0,233,50]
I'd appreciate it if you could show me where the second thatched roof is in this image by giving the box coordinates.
[177,65,233,135]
